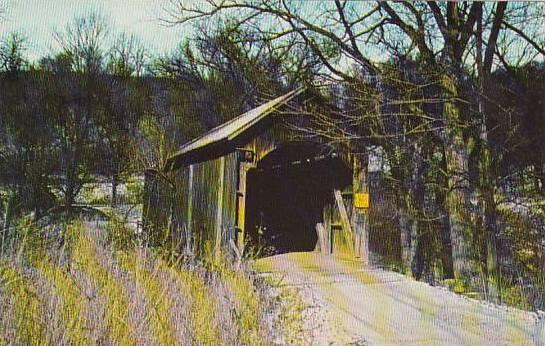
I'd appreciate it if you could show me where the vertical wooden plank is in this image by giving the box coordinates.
[215,156,225,254]
[334,189,355,255]
[222,153,237,246]
[187,164,194,241]
[315,223,329,255]
[172,167,189,249]
[353,154,370,265]
[322,203,333,255]
[236,163,250,251]
[328,204,333,254]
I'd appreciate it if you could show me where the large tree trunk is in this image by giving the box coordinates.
[444,140,472,278]
[391,154,415,273]
[409,144,427,279]
[398,200,422,277]
[65,167,76,210]
[111,174,119,206]
[410,218,423,279]
[478,135,500,301]
[438,205,455,278]
[440,73,474,279]
[398,209,412,272]
[395,142,426,276]
[477,5,500,301]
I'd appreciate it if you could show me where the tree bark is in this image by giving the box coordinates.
[111,174,118,206]
[409,153,427,279]
[65,164,76,210]
[440,73,474,279]
[478,3,501,302]
[398,210,412,272]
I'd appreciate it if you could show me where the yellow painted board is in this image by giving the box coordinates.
[354,193,370,209]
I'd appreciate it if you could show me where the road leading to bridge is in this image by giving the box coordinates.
[255,253,544,346]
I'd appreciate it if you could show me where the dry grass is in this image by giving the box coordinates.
[37,260,91,345]
[0,219,304,345]
[0,262,46,345]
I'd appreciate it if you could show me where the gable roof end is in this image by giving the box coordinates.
[164,87,304,171]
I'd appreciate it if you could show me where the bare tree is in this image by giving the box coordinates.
[107,32,147,77]
[101,33,148,205]
[0,32,27,72]
[48,12,111,208]
[163,0,545,282]
[54,11,110,74]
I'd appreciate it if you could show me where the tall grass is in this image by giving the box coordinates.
[157,258,224,345]
[0,218,303,345]
[117,251,177,345]
[72,228,135,345]
[0,262,46,346]
[37,260,90,345]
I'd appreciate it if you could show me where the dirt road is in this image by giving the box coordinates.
[255,252,544,346]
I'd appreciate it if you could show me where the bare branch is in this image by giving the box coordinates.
[166,0,379,75]
[379,2,435,64]
[501,19,545,58]
[483,2,507,76]
[427,1,448,38]
[458,2,482,56]
[334,0,362,58]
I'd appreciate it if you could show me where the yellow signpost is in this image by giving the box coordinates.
[354,192,370,209]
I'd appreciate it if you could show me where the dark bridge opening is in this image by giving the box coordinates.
[245,143,351,256]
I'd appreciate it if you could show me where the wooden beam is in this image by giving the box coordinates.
[315,222,329,255]
[215,156,225,256]
[334,189,355,255]
[187,165,194,238]
[323,203,333,255]
[235,162,250,251]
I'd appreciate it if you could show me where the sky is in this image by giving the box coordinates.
[0,0,187,62]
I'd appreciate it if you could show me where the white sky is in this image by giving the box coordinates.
[0,0,187,62]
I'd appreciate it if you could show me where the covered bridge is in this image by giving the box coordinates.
[143,88,371,262]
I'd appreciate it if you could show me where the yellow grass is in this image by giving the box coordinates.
[118,252,177,346]
[0,221,296,345]
[158,258,222,345]
[0,262,46,346]
[37,260,90,346]
[72,231,136,346]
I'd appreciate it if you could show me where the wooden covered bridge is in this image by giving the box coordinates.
[143,88,371,262]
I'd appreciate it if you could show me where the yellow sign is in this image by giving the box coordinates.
[354,193,370,209]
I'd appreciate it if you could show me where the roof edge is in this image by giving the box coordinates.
[164,87,304,171]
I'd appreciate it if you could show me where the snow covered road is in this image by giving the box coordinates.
[255,252,544,346]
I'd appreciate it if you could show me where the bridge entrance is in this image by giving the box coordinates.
[244,143,351,256]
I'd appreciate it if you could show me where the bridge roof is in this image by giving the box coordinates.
[164,87,304,171]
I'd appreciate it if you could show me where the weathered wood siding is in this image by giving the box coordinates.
[181,152,238,255]
[241,119,299,161]
[171,167,190,247]
[143,170,172,244]
[143,154,237,255]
